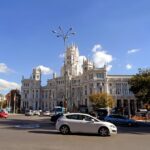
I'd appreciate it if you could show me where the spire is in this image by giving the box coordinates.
[93,62,95,69]
[104,62,107,70]
[22,75,24,80]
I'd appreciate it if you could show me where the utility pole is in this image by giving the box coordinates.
[52,26,75,110]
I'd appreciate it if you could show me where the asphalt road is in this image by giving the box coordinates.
[0,114,150,150]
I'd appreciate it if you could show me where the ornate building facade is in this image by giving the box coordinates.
[21,44,137,115]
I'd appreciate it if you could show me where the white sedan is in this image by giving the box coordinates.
[56,113,117,136]
[42,111,50,116]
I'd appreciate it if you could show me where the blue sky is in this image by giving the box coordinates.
[0,0,150,94]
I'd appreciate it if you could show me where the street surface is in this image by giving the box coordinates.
[0,114,150,150]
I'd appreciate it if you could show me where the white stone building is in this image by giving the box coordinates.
[21,44,137,115]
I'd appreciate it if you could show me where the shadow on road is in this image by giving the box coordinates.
[29,130,59,135]
[0,117,55,130]
[28,130,107,137]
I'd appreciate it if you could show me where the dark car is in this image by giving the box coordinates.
[50,113,63,123]
[105,114,137,126]
[95,108,109,120]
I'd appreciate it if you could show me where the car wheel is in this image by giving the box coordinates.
[98,127,110,136]
[60,125,70,135]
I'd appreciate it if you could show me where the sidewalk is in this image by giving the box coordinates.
[8,113,23,116]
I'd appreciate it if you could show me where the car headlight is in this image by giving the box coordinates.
[110,125,116,128]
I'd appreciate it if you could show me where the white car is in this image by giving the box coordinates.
[25,110,34,116]
[56,113,117,136]
[42,111,50,116]
[33,110,41,116]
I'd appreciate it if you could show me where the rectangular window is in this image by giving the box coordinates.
[49,90,51,98]
[45,92,47,99]
[96,73,104,78]
[89,74,93,80]
[85,90,87,95]
[36,90,38,98]
[84,85,87,95]
[72,88,74,97]
[116,83,121,95]
[42,91,44,98]
[90,88,92,94]
[32,90,34,99]
[110,89,112,94]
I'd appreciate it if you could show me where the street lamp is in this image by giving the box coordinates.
[52,26,75,47]
[52,26,75,111]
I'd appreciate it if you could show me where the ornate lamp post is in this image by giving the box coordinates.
[52,26,75,47]
[52,26,75,110]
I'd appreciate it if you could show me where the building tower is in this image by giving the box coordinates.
[32,68,41,81]
[83,59,93,73]
[61,44,80,77]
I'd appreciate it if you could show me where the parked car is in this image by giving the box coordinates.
[95,108,109,120]
[0,109,8,118]
[42,111,50,116]
[56,113,117,136]
[25,110,34,116]
[104,114,137,126]
[33,110,40,116]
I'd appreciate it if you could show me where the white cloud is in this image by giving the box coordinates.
[92,44,103,52]
[36,65,53,75]
[127,49,140,54]
[106,65,112,71]
[92,44,113,70]
[0,79,20,91]
[59,53,65,58]
[0,63,12,73]
[126,64,132,70]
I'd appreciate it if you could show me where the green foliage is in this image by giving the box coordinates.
[89,92,115,110]
[129,68,150,104]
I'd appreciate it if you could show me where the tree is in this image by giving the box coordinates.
[0,100,7,109]
[129,68,150,105]
[89,92,115,110]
